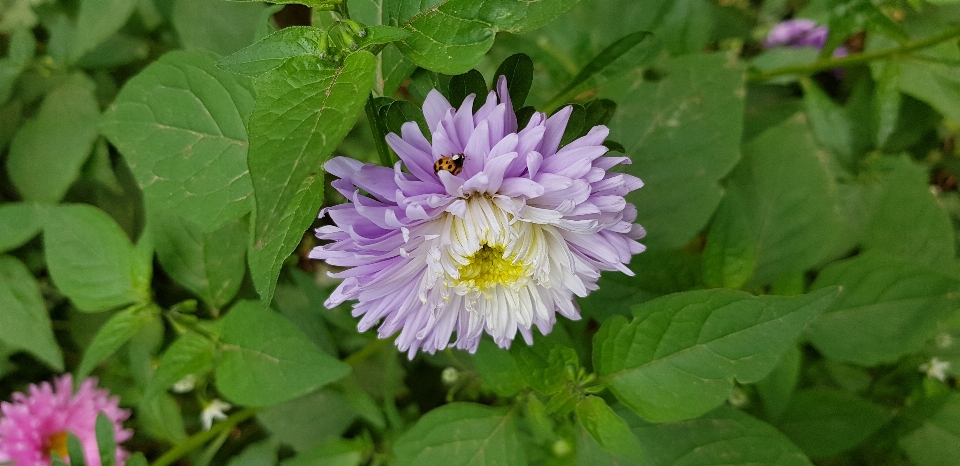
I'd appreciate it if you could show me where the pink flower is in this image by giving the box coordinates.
[0,375,132,466]
[312,76,645,357]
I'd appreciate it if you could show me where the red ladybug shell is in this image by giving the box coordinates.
[433,153,465,175]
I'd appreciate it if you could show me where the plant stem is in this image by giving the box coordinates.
[366,95,394,167]
[150,407,259,466]
[751,25,960,82]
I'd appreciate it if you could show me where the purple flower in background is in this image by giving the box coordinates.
[766,18,849,57]
[311,76,645,357]
[0,375,132,466]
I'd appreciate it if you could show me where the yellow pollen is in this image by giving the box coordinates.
[457,244,527,290]
[46,431,69,459]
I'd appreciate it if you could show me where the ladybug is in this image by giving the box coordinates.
[433,153,465,176]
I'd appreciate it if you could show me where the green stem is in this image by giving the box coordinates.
[344,337,394,367]
[366,95,394,167]
[150,407,259,466]
[751,25,960,82]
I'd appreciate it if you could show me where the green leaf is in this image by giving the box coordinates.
[546,30,659,111]
[172,0,267,57]
[447,69,487,110]
[0,28,35,105]
[151,211,246,312]
[775,388,893,458]
[512,334,578,396]
[807,252,959,366]
[631,404,813,466]
[719,115,845,285]
[600,53,745,249]
[576,396,644,462]
[138,393,188,443]
[0,202,43,252]
[390,0,578,74]
[77,303,159,379]
[146,332,216,398]
[862,156,955,273]
[900,393,960,466]
[218,26,327,77]
[100,50,256,232]
[95,413,117,466]
[72,0,137,62]
[879,29,960,123]
[594,287,838,422]
[494,53,534,110]
[67,432,87,466]
[393,403,526,466]
[6,74,99,202]
[0,255,63,370]
[359,25,412,50]
[247,51,376,303]
[125,453,149,466]
[472,338,526,397]
[281,438,367,466]
[43,204,149,312]
[257,390,358,452]
[216,301,351,407]
[381,99,428,138]
[701,200,755,289]
[578,248,702,322]
[754,345,801,420]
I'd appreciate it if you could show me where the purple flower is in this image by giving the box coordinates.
[766,19,849,57]
[0,375,132,466]
[311,76,645,357]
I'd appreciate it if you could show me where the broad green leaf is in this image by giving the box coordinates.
[6,74,99,202]
[379,44,417,96]
[701,200,755,289]
[600,53,745,249]
[754,345,801,420]
[172,0,267,57]
[389,0,578,74]
[151,211,246,312]
[875,25,960,123]
[138,393,188,443]
[545,30,658,111]
[576,396,644,463]
[720,115,845,285]
[281,438,367,466]
[381,99,428,137]
[472,339,526,397]
[72,0,137,62]
[125,453,148,466]
[95,413,117,466]
[594,287,838,422]
[393,403,525,466]
[226,440,278,466]
[146,332,216,399]
[77,303,159,379]
[862,156,955,273]
[0,28,34,105]
[0,202,43,252]
[494,53,534,109]
[873,60,902,148]
[578,248,702,322]
[216,301,351,407]
[247,52,376,302]
[775,388,893,458]
[218,27,327,77]
[43,204,149,312]
[900,393,960,466]
[0,256,63,370]
[448,69,487,110]
[807,252,958,366]
[100,50,256,232]
[66,433,86,466]
[257,390,358,452]
[512,334,578,396]
[631,405,813,466]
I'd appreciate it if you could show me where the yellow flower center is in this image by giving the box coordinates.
[456,244,527,290]
[46,431,69,460]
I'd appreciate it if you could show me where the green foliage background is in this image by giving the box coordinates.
[3,0,960,465]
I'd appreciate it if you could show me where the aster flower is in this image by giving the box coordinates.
[311,76,645,357]
[0,374,131,466]
[765,18,849,57]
